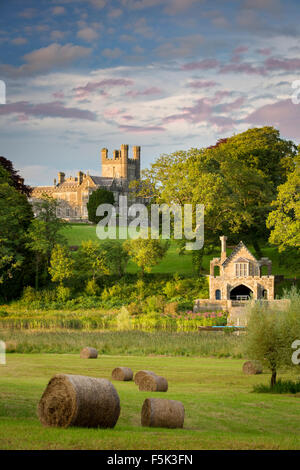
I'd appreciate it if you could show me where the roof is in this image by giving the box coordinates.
[222,241,257,267]
[234,257,251,263]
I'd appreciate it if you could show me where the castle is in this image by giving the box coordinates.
[31,145,141,221]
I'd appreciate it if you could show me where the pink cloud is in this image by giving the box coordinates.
[0,101,96,121]
[74,78,134,98]
[219,96,245,112]
[256,48,272,56]
[264,57,300,71]
[126,87,162,97]
[220,62,266,75]
[244,99,300,139]
[181,59,219,71]
[122,114,134,120]
[53,91,65,99]
[187,80,218,89]
[119,124,165,133]
[233,46,249,54]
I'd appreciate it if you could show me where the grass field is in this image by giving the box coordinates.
[61,224,300,277]
[0,353,299,450]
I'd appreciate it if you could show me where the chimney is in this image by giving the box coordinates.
[77,171,83,185]
[58,172,65,185]
[220,235,227,262]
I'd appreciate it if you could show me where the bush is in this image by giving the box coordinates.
[56,285,71,302]
[85,279,100,296]
[253,379,300,394]
[116,306,132,330]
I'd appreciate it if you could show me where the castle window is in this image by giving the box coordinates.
[235,263,248,277]
[215,289,221,300]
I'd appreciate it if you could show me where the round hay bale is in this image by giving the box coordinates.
[134,370,157,385]
[112,367,133,381]
[141,398,184,428]
[139,374,168,392]
[243,360,263,375]
[38,374,120,428]
[80,347,98,359]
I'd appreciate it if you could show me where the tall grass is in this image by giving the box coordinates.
[0,329,244,357]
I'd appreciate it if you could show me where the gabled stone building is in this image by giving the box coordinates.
[31,144,141,221]
[210,236,274,301]
[194,236,276,325]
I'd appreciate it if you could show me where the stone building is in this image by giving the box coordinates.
[31,144,141,221]
[194,236,277,325]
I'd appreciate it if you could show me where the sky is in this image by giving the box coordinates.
[0,0,300,186]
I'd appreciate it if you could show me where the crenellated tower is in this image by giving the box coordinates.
[101,144,141,181]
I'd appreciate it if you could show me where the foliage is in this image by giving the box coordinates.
[0,178,33,301]
[0,156,32,196]
[267,152,300,254]
[245,291,300,387]
[98,239,129,277]
[116,306,132,330]
[124,237,169,275]
[86,187,115,224]
[48,244,75,286]
[75,240,110,282]
[253,379,300,394]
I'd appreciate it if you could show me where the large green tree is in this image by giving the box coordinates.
[87,188,115,224]
[124,237,169,276]
[266,153,300,254]
[0,163,33,301]
[133,127,296,262]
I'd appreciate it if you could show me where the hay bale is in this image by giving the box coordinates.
[139,374,168,392]
[134,370,157,385]
[141,398,184,428]
[112,367,133,381]
[38,374,120,428]
[80,347,98,359]
[243,360,263,375]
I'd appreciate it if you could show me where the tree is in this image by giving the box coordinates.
[32,195,67,266]
[0,156,32,196]
[133,126,296,261]
[124,237,169,275]
[87,188,115,224]
[0,180,33,301]
[266,153,300,254]
[25,220,50,290]
[48,244,74,286]
[98,240,129,277]
[245,298,300,388]
[76,240,110,282]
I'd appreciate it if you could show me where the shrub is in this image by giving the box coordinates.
[85,279,100,296]
[56,285,71,302]
[253,379,300,394]
[116,306,132,331]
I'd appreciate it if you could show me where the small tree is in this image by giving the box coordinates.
[87,188,115,224]
[48,244,74,287]
[245,300,296,387]
[25,219,49,290]
[76,240,110,284]
[99,240,129,277]
[124,237,169,276]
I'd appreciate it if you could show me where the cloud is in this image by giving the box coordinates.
[52,6,66,15]
[187,80,218,89]
[256,48,272,56]
[108,8,123,18]
[0,43,92,77]
[264,57,300,72]
[0,101,97,121]
[243,0,281,10]
[77,27,99,42]
[220,62,266,75]
[243,98,300,139]
[126,87,162,97]
[88,0,106,8]
[181,58,219,71]
[51,30,66,40]
[155,34,204,58]
[119,124,166,132]
[102,47,122,58]
[19,8,37,19]
[73,78,134,97]
[11,37,28,46]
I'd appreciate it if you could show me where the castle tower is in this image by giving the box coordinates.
[58,172,65,185]
[133,145,141,179]
[120,144,128,179]
[220,235,227,263]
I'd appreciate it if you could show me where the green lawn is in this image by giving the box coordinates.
[61,224,300,277]
[0,353,299,450]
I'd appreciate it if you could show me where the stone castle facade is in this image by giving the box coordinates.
[31,144,141,221]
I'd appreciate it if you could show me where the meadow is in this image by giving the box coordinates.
[0,353,299,450]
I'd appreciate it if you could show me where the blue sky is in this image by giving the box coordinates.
[0,0,300,185]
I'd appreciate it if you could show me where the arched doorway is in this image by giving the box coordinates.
[230,284,252,301]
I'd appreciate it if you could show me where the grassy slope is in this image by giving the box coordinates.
[0,354,299,450]
[61,224,300,277]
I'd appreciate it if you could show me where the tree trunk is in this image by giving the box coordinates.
[271,369,277,388]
